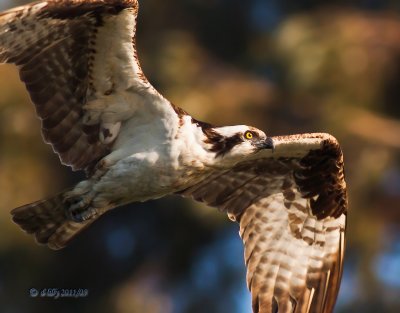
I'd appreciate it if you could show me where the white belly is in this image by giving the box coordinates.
[88,148,207,209]
[83,110,210,209]
[90,152,174,207]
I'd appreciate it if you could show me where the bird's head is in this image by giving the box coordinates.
[202,125,274,160]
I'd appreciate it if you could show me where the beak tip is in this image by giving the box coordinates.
[256,137,274,150]
[265,137,274,150]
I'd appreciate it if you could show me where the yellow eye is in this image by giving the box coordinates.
[245,131,253,139]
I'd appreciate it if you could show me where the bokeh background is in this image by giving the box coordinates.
[1,0,400,312]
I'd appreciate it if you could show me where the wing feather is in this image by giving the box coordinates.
[0,0,174,171]
[181,133,347,313]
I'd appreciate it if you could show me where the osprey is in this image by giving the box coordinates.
[0,1,347,312]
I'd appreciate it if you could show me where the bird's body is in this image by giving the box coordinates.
[70,114,213,210]
[0,1,347,312]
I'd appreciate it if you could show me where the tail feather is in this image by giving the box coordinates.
[11,192,94,250]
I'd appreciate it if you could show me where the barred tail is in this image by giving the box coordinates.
[11,191,95,250]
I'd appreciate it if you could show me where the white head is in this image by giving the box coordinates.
[201,124,274,161]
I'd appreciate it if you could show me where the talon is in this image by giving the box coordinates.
[68,207,98,222]
[65,196,96,222]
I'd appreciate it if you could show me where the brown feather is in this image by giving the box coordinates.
[11,191,95,250]
[181,134,348,313]
[0,0,141,171]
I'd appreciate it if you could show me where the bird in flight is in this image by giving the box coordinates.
[0,1,347,312]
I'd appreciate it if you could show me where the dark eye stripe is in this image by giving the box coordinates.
[204,132,244,157]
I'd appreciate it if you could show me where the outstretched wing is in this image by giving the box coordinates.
[180,133,347,313]
[0,0,174,171]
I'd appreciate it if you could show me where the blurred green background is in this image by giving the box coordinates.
[1,0,400,312]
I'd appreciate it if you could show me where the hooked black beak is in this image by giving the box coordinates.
[255,137,274,150]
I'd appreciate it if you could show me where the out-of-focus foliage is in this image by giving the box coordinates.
[0,0,399,312]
